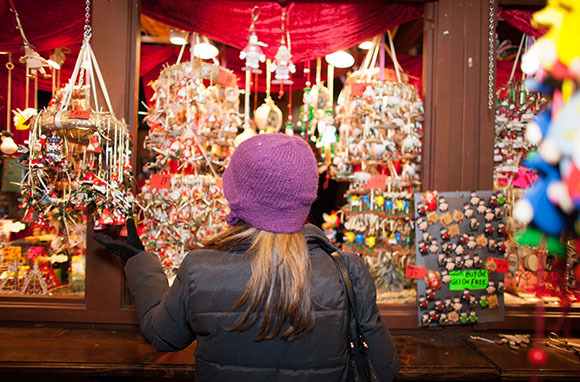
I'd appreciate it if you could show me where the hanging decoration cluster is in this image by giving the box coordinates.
[494,33,549,190]
[138,58,240,272]
[494,80,548,189]
[19,34,135,234]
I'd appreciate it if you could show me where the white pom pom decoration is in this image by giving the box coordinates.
[547,181,575,213]
[513,198,534,225]
[525,121,543,145]
[521,43,541,75]
[539,138,561,164]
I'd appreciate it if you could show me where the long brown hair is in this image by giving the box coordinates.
[202,223,315,341]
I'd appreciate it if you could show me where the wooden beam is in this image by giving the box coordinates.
[89,0,141,313]
[422,0,495,192]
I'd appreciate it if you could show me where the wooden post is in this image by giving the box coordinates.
[87,0,141,316]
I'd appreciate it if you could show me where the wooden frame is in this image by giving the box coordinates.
[0,0,141,325]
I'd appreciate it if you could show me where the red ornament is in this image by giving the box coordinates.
[100,207,114,225]
[22,208,36,223]
[87,132,101,153]
[119,223,128,237]
[528,347,548,366]
[423,190,438,211]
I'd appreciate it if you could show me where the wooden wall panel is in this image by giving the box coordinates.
[422,0,495,192]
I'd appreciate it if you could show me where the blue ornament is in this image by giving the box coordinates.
[521,153,567,236]
[361,194,370,209]
[395,232,402,243]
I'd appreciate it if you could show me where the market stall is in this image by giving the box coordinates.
[0,0,577,339]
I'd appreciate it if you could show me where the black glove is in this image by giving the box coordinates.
[94,218,145,262]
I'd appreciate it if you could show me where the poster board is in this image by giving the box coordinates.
[414,191,506,327]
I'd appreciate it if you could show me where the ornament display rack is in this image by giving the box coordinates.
[329,44,424,304]
[492,79,566,305]
[138,59,240,275]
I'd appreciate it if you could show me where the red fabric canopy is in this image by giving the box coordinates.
[1,1,539,145]
[499,8,546,39]
[142,0,423,64]
[0,0,84,52]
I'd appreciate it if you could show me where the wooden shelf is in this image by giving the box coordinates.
[342,208,412,220]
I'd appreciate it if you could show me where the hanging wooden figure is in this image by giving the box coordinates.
[271,9,295,95]
[240,6,267,73]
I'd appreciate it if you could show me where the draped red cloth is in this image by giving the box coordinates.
[142,0,423,64]
[2,1,540,145]
[499,8,546,39]
[0,0,84,52]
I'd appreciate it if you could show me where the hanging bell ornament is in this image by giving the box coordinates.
[100,206,114,225]
[86,131,101,153]
[22,208,36,223]
[255,97,283,133]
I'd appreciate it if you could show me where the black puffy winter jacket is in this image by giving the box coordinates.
[124,224,400,381]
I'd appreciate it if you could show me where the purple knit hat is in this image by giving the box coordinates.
[223,134,318,233]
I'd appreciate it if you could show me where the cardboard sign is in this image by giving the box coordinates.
[406,264,426,279]
[486,257,510,274]
[363,174,387,190]
[150,174,171,189]
[69,110,91,119]
[2,246,21,260]
[449,269,489,290]
[218,67,238,87]
[27,246,45,259]
[351,83,372,97]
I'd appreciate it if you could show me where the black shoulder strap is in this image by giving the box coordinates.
[306,235,362,328]
[329,251,360,324]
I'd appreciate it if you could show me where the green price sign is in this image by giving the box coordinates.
[449,269,488,291]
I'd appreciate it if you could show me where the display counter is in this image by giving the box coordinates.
[0,324,578,381]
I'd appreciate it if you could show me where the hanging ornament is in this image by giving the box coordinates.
[240,6,267,73]
[255,98,283,134]
[255,59,283,134]
[271,9,295,94]
[86,131,101,153]
[19,0,134,237]
[271,45,295,86]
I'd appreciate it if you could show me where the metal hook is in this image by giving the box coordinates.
[250,6,260,32]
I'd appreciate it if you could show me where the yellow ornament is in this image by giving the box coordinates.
[255,97,283,133]
[344,231,355,243]
[365,236,376,248]
[375,195,385,208]
[12,108,37,131]
[532,0,580,71]
[396,199,405,212]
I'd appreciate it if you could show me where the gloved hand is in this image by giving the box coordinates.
[94,218,145,262]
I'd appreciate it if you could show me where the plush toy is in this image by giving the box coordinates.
[514,152,568,236]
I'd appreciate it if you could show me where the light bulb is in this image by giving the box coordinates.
[358,41,374,50]
[325,50,355,68]
[193,42,219,59]
[170,29,188,45]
